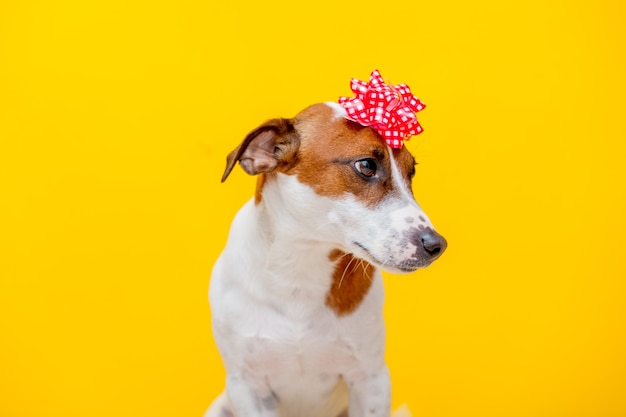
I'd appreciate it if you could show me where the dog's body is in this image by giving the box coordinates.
[206,103,446,417]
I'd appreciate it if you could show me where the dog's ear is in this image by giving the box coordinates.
[221,118,299,182]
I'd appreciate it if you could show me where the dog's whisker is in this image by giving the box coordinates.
[338,255,358,289]
[359,259,373,282]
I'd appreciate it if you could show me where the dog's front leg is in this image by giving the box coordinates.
[226,374,279,417]
[346,366,391,417]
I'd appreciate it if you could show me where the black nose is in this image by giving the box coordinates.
[419,229,447,258]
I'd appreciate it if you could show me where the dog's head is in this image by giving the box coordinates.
[222,102,446,273]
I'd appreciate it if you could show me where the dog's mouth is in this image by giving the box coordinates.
[352,231,446,273]
[352,241,421,273]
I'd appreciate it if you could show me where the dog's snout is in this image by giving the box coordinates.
[419,229,447,258]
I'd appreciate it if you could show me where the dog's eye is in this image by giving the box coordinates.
[353,159,377,179]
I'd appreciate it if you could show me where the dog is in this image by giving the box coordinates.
[205,101,446,417]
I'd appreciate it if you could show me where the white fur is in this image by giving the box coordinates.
[325,101,350,120]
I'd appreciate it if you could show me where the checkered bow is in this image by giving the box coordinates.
[338,70,426,148]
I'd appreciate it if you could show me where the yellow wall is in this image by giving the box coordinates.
[1,1,625,416]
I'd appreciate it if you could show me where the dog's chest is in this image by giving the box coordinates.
[240,305,365,372]
[213,275,378,414]
[235,309,364,416]
[211,244,386,374]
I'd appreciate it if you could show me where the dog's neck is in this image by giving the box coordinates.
[242,172,377,316]
[253,173,336,248]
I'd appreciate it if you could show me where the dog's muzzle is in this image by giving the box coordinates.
[398,228,447,271]
[354,227,447,273]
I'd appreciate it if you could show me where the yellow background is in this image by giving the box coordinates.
[1,0,625,416]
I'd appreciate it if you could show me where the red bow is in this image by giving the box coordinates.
[338,70,425,148]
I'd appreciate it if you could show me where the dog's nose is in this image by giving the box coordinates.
[419,229,447,258]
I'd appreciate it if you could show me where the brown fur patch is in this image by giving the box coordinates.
[326,249,375,316]
[287,104,417,207]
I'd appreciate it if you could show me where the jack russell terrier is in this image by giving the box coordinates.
[205,72,447,417]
